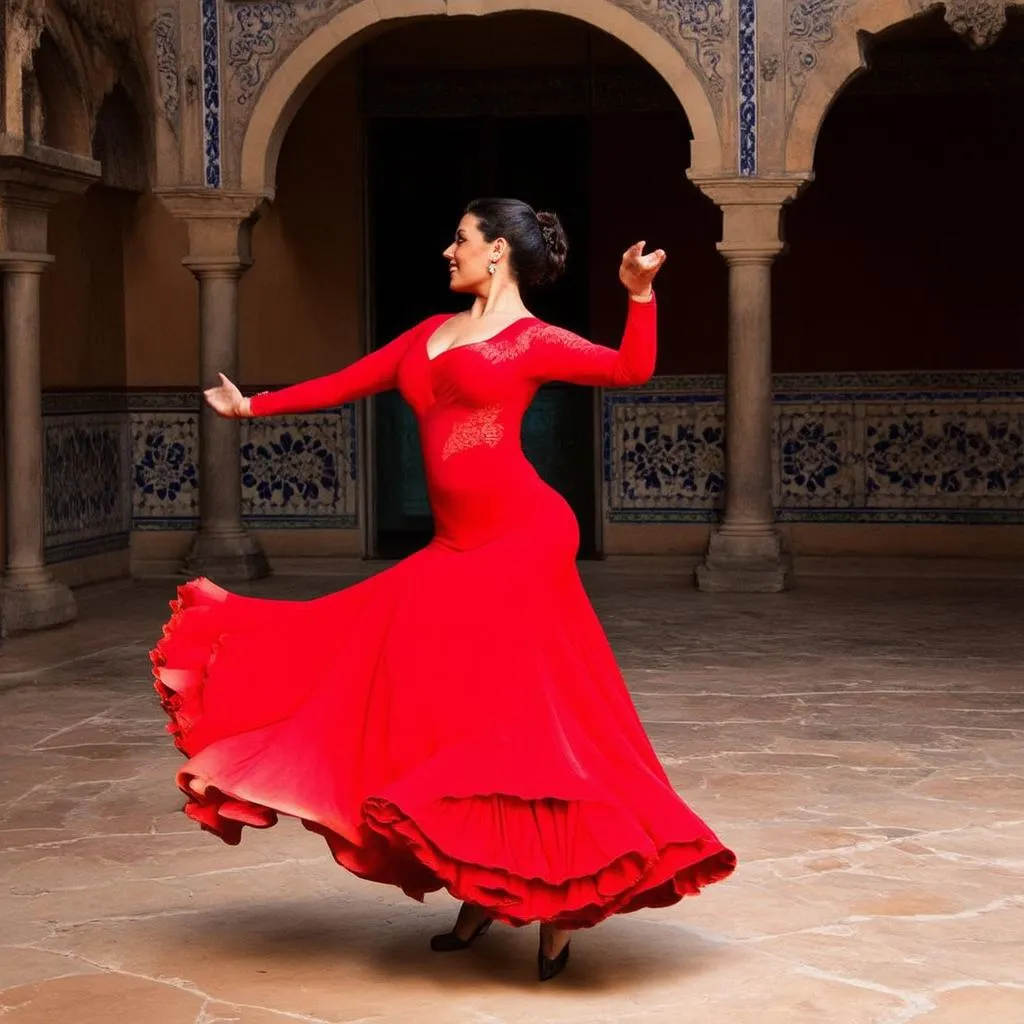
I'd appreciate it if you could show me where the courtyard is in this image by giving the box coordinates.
[1,560,1022,1023]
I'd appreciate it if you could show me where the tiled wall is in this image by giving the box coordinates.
[41,372,1024,563]
[42,391,358,563]
[604,372,1024,524]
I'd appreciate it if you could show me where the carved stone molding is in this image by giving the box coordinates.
[787,0,848,88]
[224,1,361,112]
[154,7,181,131]
[213,0,729,184]
[938,0,1009,47]
[615,0,729,98]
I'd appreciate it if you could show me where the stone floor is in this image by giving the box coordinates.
[1,561,1022,1024]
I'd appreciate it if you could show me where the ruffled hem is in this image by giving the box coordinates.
[170,767,735,929]
[152,577,737,928]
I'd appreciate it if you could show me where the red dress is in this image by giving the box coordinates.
[152,299,736,929]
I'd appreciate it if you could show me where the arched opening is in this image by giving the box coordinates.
[92,83,150,192]
[775,8,1024,373]
[240,11,725,559]
[239,0,724,191]
[25,30,91,154]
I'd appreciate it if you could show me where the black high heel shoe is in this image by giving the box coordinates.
[430,917,492,952]
[537,938,571,981]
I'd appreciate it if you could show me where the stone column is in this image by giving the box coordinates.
[0,148,99,635]
[0,255,76,631]
[691,178,807,593]
[158,190,270,581]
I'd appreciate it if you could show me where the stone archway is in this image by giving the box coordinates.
[785,0,1022,173]
[238,0,725,194]
[24,28,93,155]
[785,0,920,173]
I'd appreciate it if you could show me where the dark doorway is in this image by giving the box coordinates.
[366,114,596,558]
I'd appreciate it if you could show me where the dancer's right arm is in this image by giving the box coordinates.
[243,321,429,417]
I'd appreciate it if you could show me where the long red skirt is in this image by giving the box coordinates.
[151,542,735,930]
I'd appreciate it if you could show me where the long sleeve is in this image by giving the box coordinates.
[248,320,429,417]
[526,296,657,388]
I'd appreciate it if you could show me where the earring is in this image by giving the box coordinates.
[487,262,497,275]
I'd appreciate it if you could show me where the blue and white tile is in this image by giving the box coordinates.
[241,409,358,528]
[604,373,1024,524]
[606,395,725,521]
[201,0,221,187]
[864,403,1024,508]
[777,405,858,507]
[43,410,131,561]
[131,410,200,527]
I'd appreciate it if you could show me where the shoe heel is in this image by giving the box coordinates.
[537,939,570,981]
[430,917,491,952]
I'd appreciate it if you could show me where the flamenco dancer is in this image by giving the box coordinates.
[151,198,736,982]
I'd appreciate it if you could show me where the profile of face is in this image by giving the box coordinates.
[443,215,506,294]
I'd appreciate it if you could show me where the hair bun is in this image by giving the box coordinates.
[536,211,568,284]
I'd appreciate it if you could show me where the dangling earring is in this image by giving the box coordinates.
[487,261,497,276]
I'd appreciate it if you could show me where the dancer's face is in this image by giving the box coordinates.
[443,215,505,294]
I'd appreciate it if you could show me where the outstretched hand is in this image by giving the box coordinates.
[203,373,250,418]
[619,241,666,300]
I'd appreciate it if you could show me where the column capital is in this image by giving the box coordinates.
[716,244,785,265]
[690,175,813,261]
[687,175,811,208]
[0,143,100,251]
[154,187,272,224]
[182,256,251,280]
[0,251,54,273]
[155,188,272,269]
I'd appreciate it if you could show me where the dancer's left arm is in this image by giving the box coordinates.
[527,295,657,388]
[526,241,664,388]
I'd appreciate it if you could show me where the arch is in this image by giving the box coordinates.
[92,83,151,191]
[785,0,921,173]
[27,29,92,155]
[240,0,724,193]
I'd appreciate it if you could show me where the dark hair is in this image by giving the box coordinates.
[464,198,568,289]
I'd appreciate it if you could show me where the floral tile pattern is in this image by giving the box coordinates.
[42,402,132,562]
[241,411,358,527]
[778,406,858,507]
[131,410,200,526]
[605,373,1024,523]
[864,405,1024,507]
[606,396,725,520]
[37,373,1023,562]
[127,393,358,531]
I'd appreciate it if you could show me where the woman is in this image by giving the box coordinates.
[152,198,736,982]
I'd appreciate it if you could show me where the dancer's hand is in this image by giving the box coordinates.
[203,373,251,418]
[620,241,666,302]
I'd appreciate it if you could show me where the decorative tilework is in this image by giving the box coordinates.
[606,396,725,519]
[155,8,181,128]
[240,409,358,527]
[42,397,132,563]
[738,0,757,175]
[201,0,222,186]
[605,373,1024,524]
[863,405,1023,508]
[39,374,1024,556]
[127,392,358,530]
[778,406,858,507]
[132,408,200,527]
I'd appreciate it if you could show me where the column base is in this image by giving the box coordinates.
[183,528,270,582]
[695,526,795,593]
[0,572,77,635]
